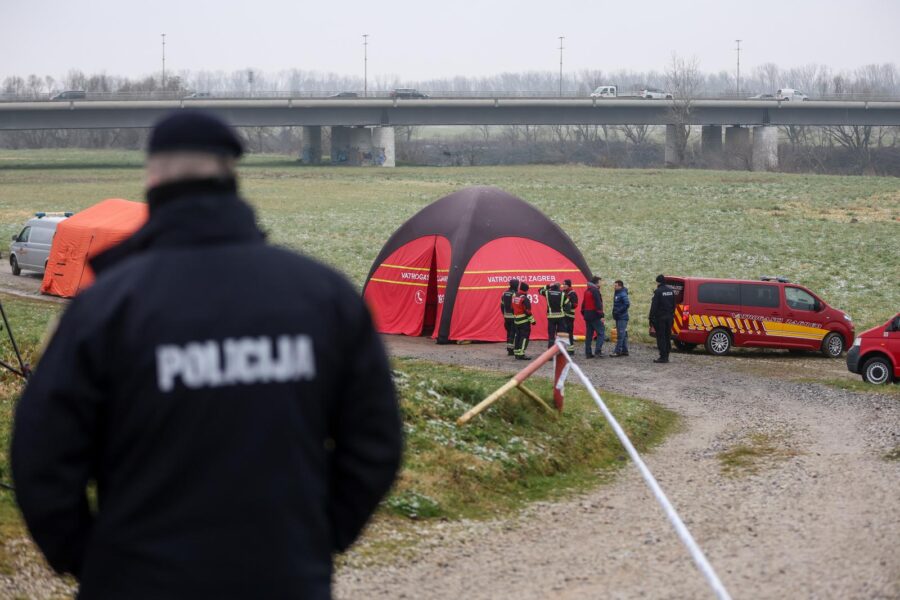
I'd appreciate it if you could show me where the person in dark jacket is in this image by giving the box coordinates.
[539,282,569,348]
[11,110,403,600]
[611,280,630,357]
[649,274,677,363]
[561,279,578,355]
[581,275,605,358]
[512,282,536,360]
[500,279,519,356]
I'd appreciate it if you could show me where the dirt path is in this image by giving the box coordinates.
[0,265,66,303]
[335,337,900,599]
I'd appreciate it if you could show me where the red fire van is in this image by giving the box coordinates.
[846,313,900,384]
[663,276,854,357]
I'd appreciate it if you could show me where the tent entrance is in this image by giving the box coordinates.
[362,233,449,338]
[421,248,439,337]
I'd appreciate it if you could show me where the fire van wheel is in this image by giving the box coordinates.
[705,328,732,356]
[821,332,844,358]
[861,357,892,385]
[10,256,20,276]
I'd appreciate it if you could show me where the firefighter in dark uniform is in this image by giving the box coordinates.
[11,111,402,600]
[539,281,569,348]
[561,279,578,355]
[500,278,520,356]
[512,282,536,360]
[649,273,677,363]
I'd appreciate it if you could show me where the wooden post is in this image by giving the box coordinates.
[516,383,557,416]
[456,378,518,425]
[456,345,561,426]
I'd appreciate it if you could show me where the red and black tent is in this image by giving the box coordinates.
[363,186,592,344]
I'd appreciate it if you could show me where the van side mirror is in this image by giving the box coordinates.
[892,317,900,332]
[813,299,822,312]
[11,234,16,241]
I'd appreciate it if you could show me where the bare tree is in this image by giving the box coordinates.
[474,125,491,142]
[620,124,651,146]
[664,54,702,166]
[396,126,419,143]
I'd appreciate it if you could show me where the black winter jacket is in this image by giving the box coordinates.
[11,178,402,600]
[649,283,677,324]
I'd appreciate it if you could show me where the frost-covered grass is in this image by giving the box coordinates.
[388,358,677,519]
[1,149,896,330]
[0,297,65,572]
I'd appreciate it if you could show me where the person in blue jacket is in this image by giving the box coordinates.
[12,111,402,600]
[611,279,631,357]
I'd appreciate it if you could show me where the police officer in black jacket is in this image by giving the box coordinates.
[649,274,677,363]
[11,111,402,600]
[500,278,519,356]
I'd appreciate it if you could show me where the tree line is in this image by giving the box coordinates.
[2,61,898,98]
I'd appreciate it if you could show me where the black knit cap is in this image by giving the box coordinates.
[148,110,244,158]
[656,274,666,283]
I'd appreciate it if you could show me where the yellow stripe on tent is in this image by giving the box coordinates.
[380,263,450,273]
[369,278,429,288]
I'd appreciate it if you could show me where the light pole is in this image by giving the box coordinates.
[735,39,742,97]
[161,33,166,89]
[363,34,369,97]
[558,36,565,97]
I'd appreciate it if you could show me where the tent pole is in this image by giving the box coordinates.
[0,298,28,378]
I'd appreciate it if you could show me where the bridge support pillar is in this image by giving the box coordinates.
[724,126,751,169]
[300,126,322,164]
[751,126,779,171]
[330,126,395,167]
[664,124,680,167]
[700,125,723,168]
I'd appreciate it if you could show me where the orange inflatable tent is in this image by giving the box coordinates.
[41,198,148,298]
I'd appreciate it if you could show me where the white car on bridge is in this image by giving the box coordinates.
[639,87,674,100]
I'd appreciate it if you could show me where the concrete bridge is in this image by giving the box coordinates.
[2,98,898,168]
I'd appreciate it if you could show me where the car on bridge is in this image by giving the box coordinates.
[638,87,673,100]
[775,88,809,101]
[750,93,776,100]
[390,88,429,99]
[846,313,900,385]
[51,90,86,101]
[590,85,618,98]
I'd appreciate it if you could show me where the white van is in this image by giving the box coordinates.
[775,88,809,101]
[9,213,71,275]
[590,85,618,98]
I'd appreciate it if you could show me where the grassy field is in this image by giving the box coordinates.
[0,149,896,575]
[388,359,676,520]
[1,149,896,331]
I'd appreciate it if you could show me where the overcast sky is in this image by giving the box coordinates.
[3,0,898,82]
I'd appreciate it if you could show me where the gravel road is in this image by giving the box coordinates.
[0,265,66,303]
[336,336,900,599]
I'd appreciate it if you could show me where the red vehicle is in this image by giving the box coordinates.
[846,313,900,384]
[662,276,854,357]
